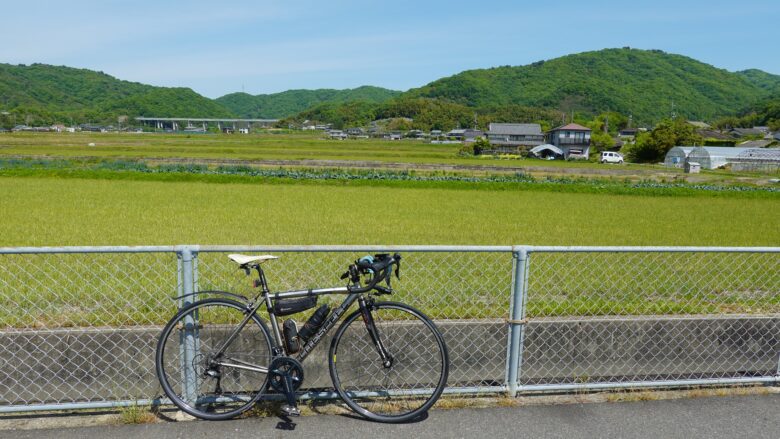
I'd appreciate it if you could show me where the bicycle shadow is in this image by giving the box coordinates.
[336,411,429,424]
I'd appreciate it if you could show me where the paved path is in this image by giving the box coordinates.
[4,394,779,439]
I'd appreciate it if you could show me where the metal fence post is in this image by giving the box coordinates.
[506,247,530,397]
[178,246,198,406]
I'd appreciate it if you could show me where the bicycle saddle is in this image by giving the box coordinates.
[227,254,279,265]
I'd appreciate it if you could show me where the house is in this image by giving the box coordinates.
[328,130,348,140]
[80,124,105,132]
[687,121,711,129]
[618,128,640,138]
[430,130,443,139]
[546,123,592,158]
[486,123,544,152]
[446,129,467,139]
[447,128,482,141]
[238,128,250,134]
[345,127,365,136]
[406,129,425,139]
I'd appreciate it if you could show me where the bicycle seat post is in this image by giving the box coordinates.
[252,264,271,295]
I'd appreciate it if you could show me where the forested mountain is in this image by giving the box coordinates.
[216,86,401,119]
[736,69,780,95]
[714,95,780,130]
[287,97,566,131]
[2,49,779,128]
[0,63,234,124]
[402,48,780,125]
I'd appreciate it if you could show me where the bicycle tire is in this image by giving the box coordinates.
[328,301,449,423]
[156,298,273,420]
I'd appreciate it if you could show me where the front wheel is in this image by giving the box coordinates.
[156,298,273,420]
[329,301,449,423]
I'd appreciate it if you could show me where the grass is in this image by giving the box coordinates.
[0,131,702,173]
[0,133,778,327]
[1,175,778,247]
[117,402,157,424]
[0,173,777,327]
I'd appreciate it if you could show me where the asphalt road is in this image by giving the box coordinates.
[4,394,779,439]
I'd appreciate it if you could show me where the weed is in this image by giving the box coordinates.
[117,402,157,425]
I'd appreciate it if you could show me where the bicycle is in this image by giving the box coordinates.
[155,252,449,423]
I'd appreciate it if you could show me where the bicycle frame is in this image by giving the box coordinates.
[209,263,384,373]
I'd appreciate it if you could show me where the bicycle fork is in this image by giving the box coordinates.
[358,297,393,368]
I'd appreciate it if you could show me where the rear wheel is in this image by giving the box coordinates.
[329,301,449,423]
[156,298,273,420]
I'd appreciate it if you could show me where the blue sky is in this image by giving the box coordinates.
[1,0,778,98]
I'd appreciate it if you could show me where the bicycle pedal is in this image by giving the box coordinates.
[280,404,301,417]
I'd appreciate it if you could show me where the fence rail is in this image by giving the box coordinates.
[0,245,778,413]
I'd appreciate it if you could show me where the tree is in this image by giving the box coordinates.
[624,118,703,163]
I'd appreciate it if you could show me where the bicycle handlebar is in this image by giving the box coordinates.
[344,253,401,294]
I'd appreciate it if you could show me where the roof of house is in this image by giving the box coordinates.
[487,123,542,136]
[738,139,775,148]
[697,129,734,140]
[687,121,711,129]
[730,128,766,137]
[530,144,563,155]
[550,123,591,132]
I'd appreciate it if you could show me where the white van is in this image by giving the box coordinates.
[600,151,624,164]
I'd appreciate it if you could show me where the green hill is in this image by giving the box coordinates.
[216,86,401,119]
[736,69,780,95]
[403,48,779,125]
[0,63,234,124]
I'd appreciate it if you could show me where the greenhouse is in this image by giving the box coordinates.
[685,146,754,169]
[664,146,695,167]
[731,148,780,172]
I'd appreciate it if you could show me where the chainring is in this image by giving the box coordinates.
[268,356,305,393]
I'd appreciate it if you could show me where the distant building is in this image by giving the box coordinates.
[328,130,348,140]
[430,130,443,138]
[546,123,592,158]
[730,127,766,138]
[345,127,365,136]
[447,128,482,141]
[664,146,696,168]
[685,146,755,169]
[618,128,640,138]
[486,123,544,152]
[738,139,775,148]
[80,124,105,132]
[687,121,711,129]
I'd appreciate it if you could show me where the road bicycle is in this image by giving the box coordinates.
[155,252,449,423]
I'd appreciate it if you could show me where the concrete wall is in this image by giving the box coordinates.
[0,316,777,406]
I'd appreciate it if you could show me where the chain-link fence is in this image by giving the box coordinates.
[0,245,778,413]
